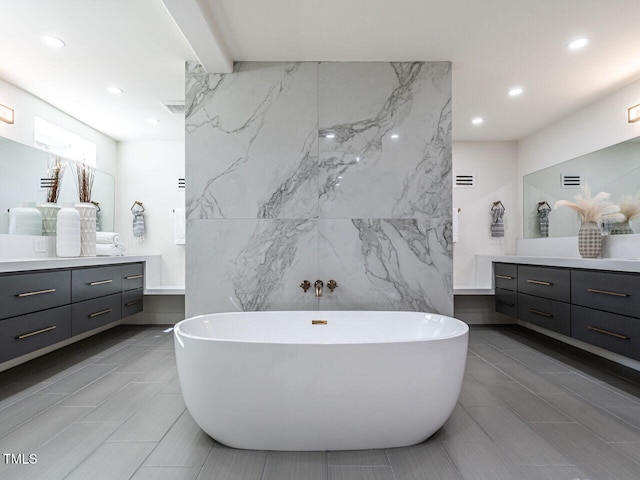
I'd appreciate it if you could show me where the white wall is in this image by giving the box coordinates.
[0,78,117,176]
[452,141,518,288]
[517,77,640,237]
[116,141,185,286]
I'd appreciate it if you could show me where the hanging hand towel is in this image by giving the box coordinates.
[452,207,459,243]
[132,203,145,240]
[490,203,505,238]
[174,208,185,245]
[537,203,551,237]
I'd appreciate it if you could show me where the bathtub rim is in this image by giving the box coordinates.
[173,310,469,346]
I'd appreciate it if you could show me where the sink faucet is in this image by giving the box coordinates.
[314,280,323,297]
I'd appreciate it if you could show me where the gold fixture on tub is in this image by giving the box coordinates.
[312,320,328,325]
[300,280,311,292]
[327,280,338,292]
[314,280,324,297]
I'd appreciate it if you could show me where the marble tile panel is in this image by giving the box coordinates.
[186,219,318,315]
[186,62,318,220]
[318,62,451,220]
[318,218,452,314]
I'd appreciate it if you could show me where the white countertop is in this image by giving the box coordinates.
[489,255,640,273]
[0,255,154,273]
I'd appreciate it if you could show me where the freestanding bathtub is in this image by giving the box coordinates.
[174,310,468,451]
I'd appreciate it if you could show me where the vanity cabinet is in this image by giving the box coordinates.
[494,262,640,361]
[494,263,518,318]
[0,262,144,364]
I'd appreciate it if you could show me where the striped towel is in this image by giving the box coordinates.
[491,204,505,238]
[132,204,145,239]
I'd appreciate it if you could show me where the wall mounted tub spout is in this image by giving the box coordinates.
[314,280,323,297]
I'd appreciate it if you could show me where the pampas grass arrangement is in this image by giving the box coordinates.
[554,184,624,224]
[46,156,66,203]
[75,161,95,203]
[617,194,640,222]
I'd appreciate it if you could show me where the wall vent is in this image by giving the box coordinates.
[162,101,185,114]
[178,178,185,189]
[39,177,54,190]
[561,174,581,189]
[454,174,475,187]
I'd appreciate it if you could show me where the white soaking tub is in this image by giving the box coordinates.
[174,310,468,451]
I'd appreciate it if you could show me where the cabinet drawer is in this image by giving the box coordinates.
[517,265,570,302]
[571,270,640,319]
[72,293,121,336]
[0,306,72,363]
[122,288,143,317]
[494,263,517,291]
[0,270,71,320]
[122,263,144,291]
[517,293,571,336]
[72,266,122,302]
[571,305,640,361]
[495,288,517,318]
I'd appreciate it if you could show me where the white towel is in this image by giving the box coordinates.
[174,208,185,245]
[452,208,459,243]
[96,231,122,245]
[96,243,126,256]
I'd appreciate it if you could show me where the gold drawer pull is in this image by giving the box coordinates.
[587,288,629,298]
[496,275,514,280]
[17,325,56,340]
[89,308,113,318]
[125,300,142,307]
[529,309,553,318]
[17,288,56,297]
[497,300,515,307]
[527,279,553,286]
[89,279,113,286]
[312,320,327,325]
[587,326,629,340]
[125,275,143,280]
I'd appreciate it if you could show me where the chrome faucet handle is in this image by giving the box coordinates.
[327,279,338,292]
[314,280,324,297]
[300,280,311,293]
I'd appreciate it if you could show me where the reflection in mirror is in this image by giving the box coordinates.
[0,136,114,235]
[523,138,640,238]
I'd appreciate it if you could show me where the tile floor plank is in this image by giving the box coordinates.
[80,381,165,422]
[65,441,155,480]
[262,451,328,480]
[386,442,462,480]
[59,372,139,407]
[131,466,200,480]
[196,444,267,480]
[327,449,389,466]
[329,466,396,480]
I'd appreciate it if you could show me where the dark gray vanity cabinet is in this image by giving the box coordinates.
[494,263,518,318]
[494,262,640,361]
[0,262,144,364]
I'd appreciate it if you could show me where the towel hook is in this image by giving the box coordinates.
[131,200,145,212]
[492,200,505,210]
[537,200,550,212]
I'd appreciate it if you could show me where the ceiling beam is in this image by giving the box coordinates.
[161,0,233,73]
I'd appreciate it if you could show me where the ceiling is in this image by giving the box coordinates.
[2,0,640,143]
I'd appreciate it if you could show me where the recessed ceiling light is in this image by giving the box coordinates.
[106,86,124,95]
[508,87,523,97]
[41,36,65,48]
[147,118,160,125]
[568,37,589,50]
[390,133,399,139]
[471,117,484,125]
[325,133,336,139]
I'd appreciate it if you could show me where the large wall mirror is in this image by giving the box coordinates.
[0,136,114,235]
[523,137,640,238]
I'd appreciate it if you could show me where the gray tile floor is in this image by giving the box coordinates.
[1,325,640,479]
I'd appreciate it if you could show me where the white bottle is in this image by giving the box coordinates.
[9,202,42,236]
[56,202,81,257]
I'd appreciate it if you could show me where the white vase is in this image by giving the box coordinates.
[56,202,81,257]
[610,221,633,235]
[76,202,97,257]
[8,202,42,236]
[37,202,61,236]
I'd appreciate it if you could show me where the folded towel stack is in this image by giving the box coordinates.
[95,231,127,256]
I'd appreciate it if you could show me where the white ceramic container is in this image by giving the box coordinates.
[37,202,61,236]
[75,202,96,257]
[174,310,469,451]
[8,202,42,236]
[56,202,81,257]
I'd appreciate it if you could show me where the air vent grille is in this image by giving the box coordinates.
[39,177,54,190]
[561,174,581,188]
[454,174,475,187]
[178,178,185,189]
[162,101,185,114]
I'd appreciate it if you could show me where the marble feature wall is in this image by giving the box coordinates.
[186,61,452,316]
